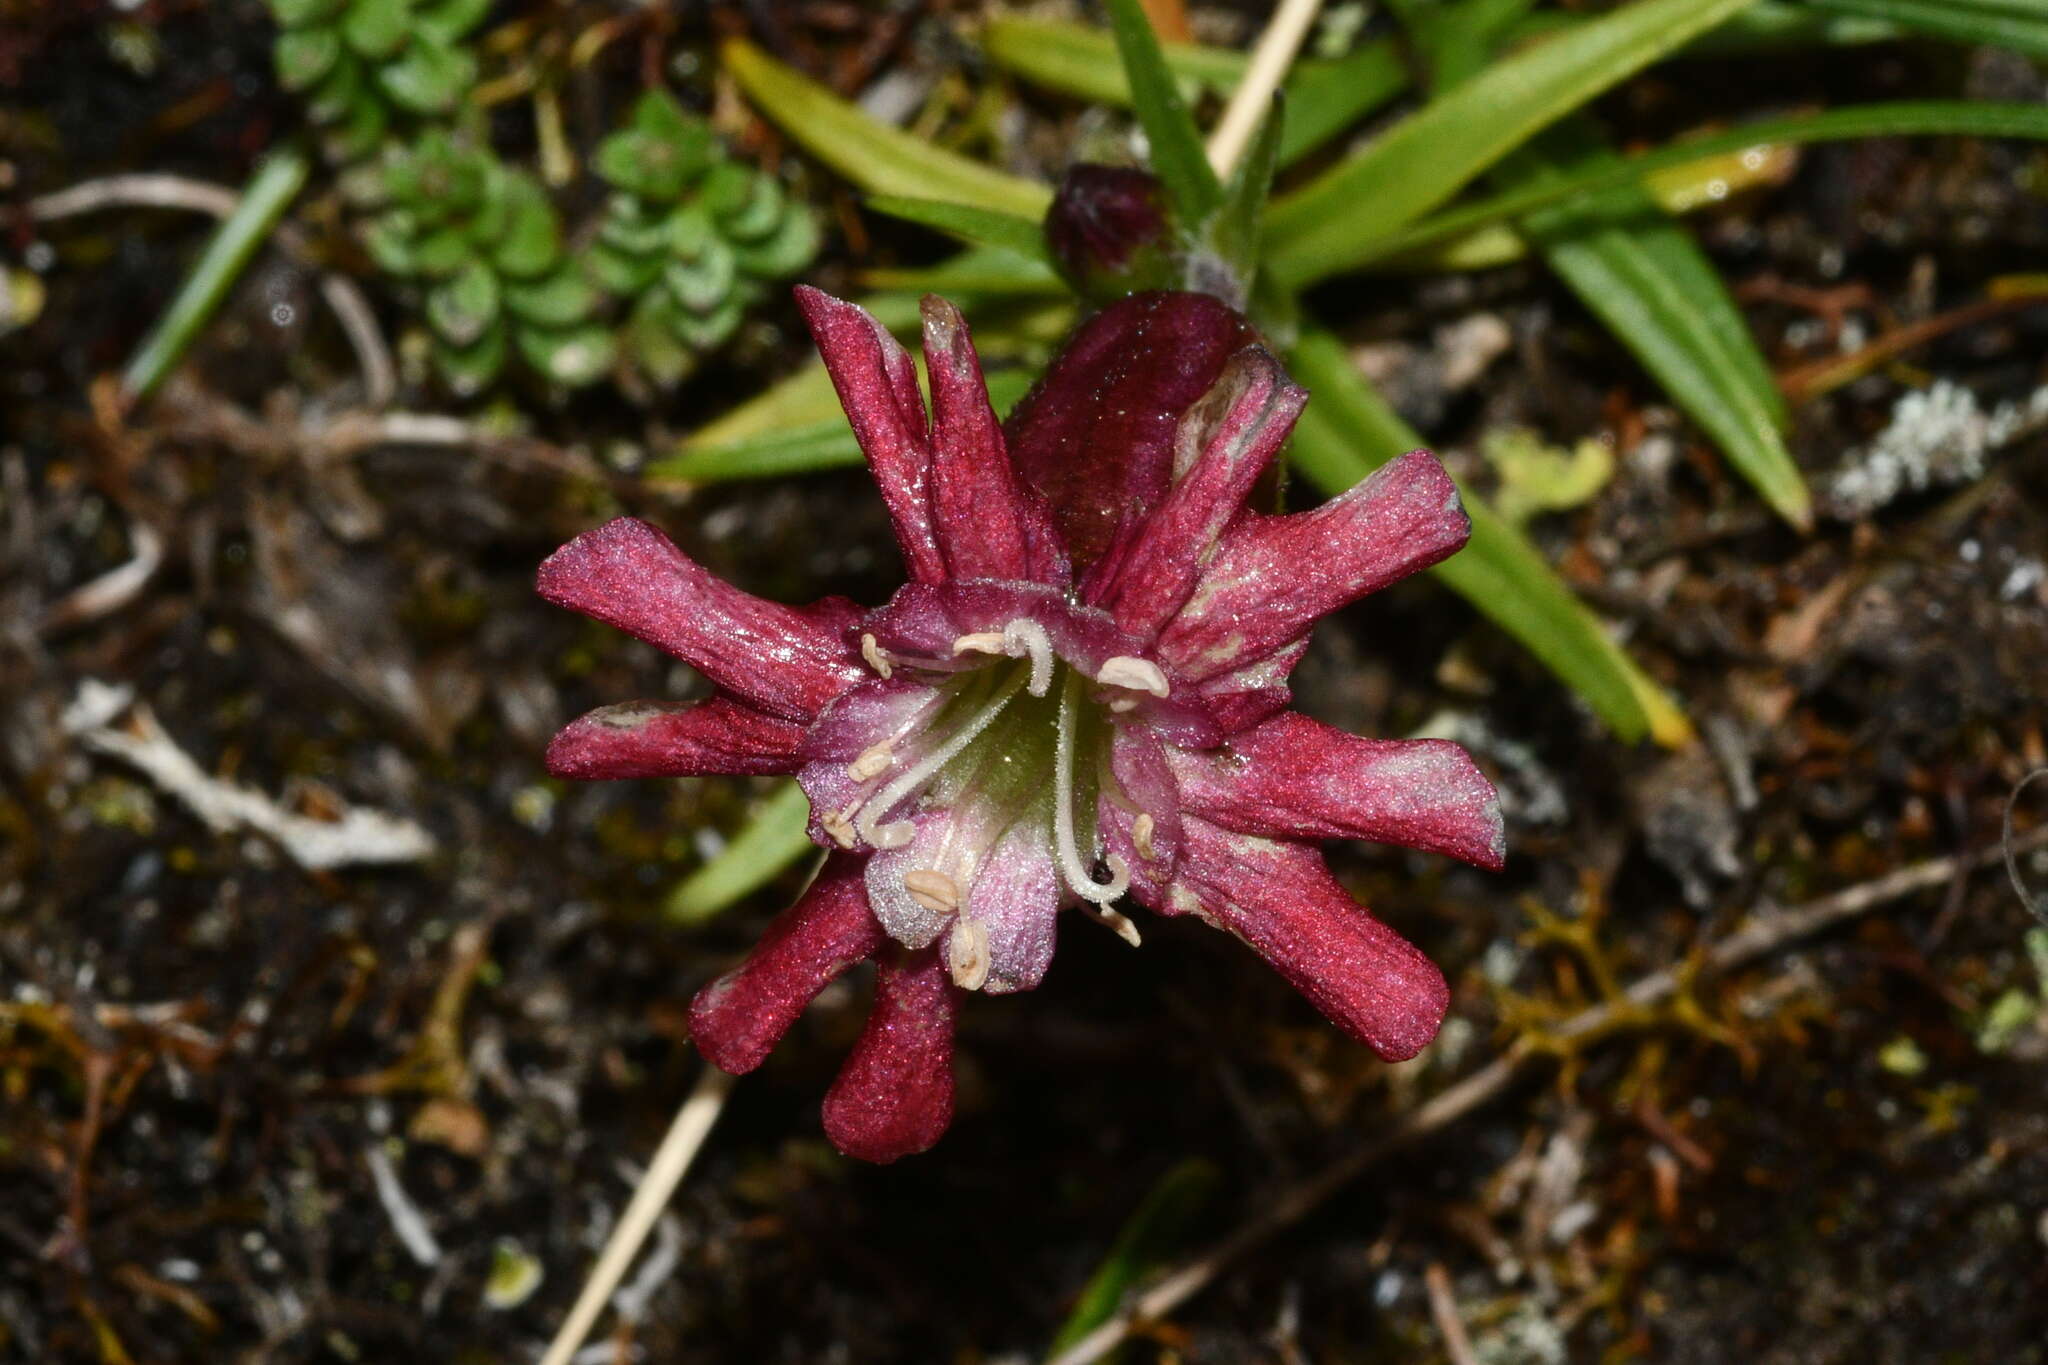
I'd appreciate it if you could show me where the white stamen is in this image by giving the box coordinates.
[951,632,1006,656]
[820,807,857,849]
[1097,656,1169,697]
[1132,813,1157,861]
[946,919,991,991]
[1053,671,1129,905]
[846,740,894,782]
[902,868,960,915]
[1000,618,1056,697]
[1079,901,1143,948]
[854,667,1029,848]
[860,633,894,679]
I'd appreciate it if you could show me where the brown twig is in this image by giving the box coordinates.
[1044,824,2048,1365]
[1777,289,2048,404]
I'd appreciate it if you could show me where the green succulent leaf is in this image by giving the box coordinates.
[340,0,410,61]
[729,206,821,280]
[361,211,420,275]
[414,0,496,44]
[627,292,700,388]
[502,269,601,327]
[411,223,471,277]
[596,130,685,202]
[377,34,476,116]
[585,241,664,296]
[301,51,367,125]
[664,221,738,314]
[426,260,501,348]
[516,322,617,387]
[274,27,343,93]
[434,320,508,397]
[490,175,564,279]
[269,0,348,28]
[322,95,390,163]
[701,163,785,240]
[669,292,748,350]
[596,195,669,257]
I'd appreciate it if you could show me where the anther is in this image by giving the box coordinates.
[1097,656,1169,697]
[951,632,1006,656]
[903,868,961,916]
[846,740,894,782]
[820,807,857,849]
[1080,902,1143,948]
[946,918,990,991]
[860,633,894,679]
[1132,813,1157,861]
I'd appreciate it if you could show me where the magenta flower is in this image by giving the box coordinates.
[539,289,1502,1163]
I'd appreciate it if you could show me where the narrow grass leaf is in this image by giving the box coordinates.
[1808,0,2048,55]
[1263,0,1763,287]
[1287,328,1692,747]
[666,781,816,924]
[982,16,1408,166]
[122,144,311,404]
[1351,102,2048,269]
[865,196,1053,264]
[722,38,1050,219]
[1103,0,1222,224]
[1046,1159,1220,1360]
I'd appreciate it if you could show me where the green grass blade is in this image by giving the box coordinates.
[1347,102,2048,270]
[982,17,1408,167]
[665,781,816,925]
[722,38,1050,219]
[1209,97,1283,281]
[1506,122,1806,527]
[1263,0,1762,288]
[121,144,311,404]
[1808,0,2048,55]
[865,196,1052,263]
[1103,0,1221,225]
[1287,328,1692,747]
[858,255,1067,297]
[1046,1159,1219,1360]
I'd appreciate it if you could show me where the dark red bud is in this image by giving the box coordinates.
[1043,164,1179,302]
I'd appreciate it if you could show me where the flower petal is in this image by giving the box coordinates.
[1170,713,1505,870]
[795,286,945,583]
[821,944,957,1163]
[1171,817,1449,1061]
[1192,637,1309,736]
[1156,451,1469,684]
[1088,345,1305,637]
[1004,291,1255,566]
[961,819,1060,994]
[537,516,864,722]
[921,296,1069,586]
[688,852,886,1075]
[546,696,809,780]
[1098,726,1182,910]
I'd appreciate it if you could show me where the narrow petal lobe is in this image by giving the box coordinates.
[1170,713,1505,870]
[688,853,887,1075]
[796,286,945,583]
[822,944,957,1162]
[537,516,864,722]
[1173,817,1449,1061]
[921,296,1068,585]
[1157,451,1469,683]
[547,696,809,780]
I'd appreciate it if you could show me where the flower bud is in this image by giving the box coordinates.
[1043,164,1180,302]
